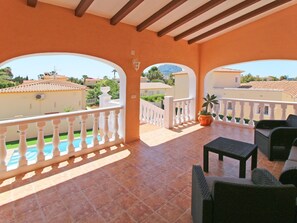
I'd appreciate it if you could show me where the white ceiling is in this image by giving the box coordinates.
[38,0,297,43]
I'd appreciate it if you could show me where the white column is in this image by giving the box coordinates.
[36,121,46,162]
[18,124,28,167]
[281,104,287,120]
[259,102,264,120]
[186,100,190,121]
[92,113,99,146]
[239,101,245,125]
[223,100,227,122]
[176,102,181,125]
[164,96,174,129]
[99,86,112,107]
[0,127,7,171]
[80,114,88,150]
[231,100,236,123]
[52,119,60,157]
[113,109,120,141]
[249,102,255,126]
[102,111,110,143]
[67,116,75,153]
[270,103,275,120]
[181,101,185,124]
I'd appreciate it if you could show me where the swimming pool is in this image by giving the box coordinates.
[7,135,100,170]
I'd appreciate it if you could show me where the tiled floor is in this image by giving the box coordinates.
[0,123,285,223]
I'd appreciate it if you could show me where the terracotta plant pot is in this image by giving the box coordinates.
[198,115,213,126]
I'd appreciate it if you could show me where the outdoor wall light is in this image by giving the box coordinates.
[132,58,141,71]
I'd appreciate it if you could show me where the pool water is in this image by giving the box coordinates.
[7,135,100,170]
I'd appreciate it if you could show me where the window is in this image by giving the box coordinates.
[227,101,232,110]
[235,77,238,83]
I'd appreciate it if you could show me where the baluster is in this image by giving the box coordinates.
[259,102,264,120]
[18,124,28,166]
[0,127,7,171]
[92,113,99,146]
[239,101,245,125]
[231,101,236,123]
[181,101,185,124]
[186,100,190,121]
[102,111,110,143]
[294,104,297,115]
[67,117,75,153]
[52,119,61,157]
[173,102,177,126]
[139,104,143,121]
[36,121,46,161]
[281,104,287,120]
[249,102,254,126]
[214,103,219,121]
[270,103,275,120]
[223,100,227,122]
[177,102,181,125]
[80,114,88,150]
[113,109,120,141]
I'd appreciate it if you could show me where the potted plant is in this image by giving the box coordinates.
[198,93,219,126]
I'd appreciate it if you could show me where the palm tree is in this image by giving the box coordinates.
[201,94,219,115]
[111,69,117,79]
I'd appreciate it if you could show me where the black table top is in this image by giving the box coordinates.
[204,137,257,158]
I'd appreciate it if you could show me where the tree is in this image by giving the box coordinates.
[0,67,13,78]
[143,66,164,82]
[68,77,83,85]
[111,69,117,79]
[86,77,120,105]
[279,75,288,80]
[164,73,175,86]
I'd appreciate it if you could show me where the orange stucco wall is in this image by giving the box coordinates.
[1,0,199,142]
[199,3,297,108]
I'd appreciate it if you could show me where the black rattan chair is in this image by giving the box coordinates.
[254,114,297,160]
[192,165,297,223]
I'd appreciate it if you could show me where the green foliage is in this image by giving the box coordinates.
[86,78,120,105]
[64,106,73,112]
[143,66,164,82]
[0,67,13,78]
[68,77,83,85]
[141,94,164,103]
[164,73,175,86]
[13,76,28,85]
[0,80,15,89]
[241,73,289,83]
[200,94,219,115]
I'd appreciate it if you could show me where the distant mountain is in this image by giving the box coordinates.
[158,64,182,76]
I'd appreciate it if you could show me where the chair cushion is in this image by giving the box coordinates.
[256,129,271,138]
[251,168,282,186]
[206,176,253,196]
[287,114,297,127]
[288,146,297,162]
[283,160,297,171]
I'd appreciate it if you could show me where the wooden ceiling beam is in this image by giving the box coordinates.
[188,0,292,44]
[75,0,94,17]
[136,0,187,32]
[157,0,226,37]
[27,0,38,7]
[110,0,144,25]
[174,0,261,41]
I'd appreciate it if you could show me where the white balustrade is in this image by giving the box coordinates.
[0,105,123,180]
[172,97,195,127]
[139,99,165,127]
[216,98,297,128]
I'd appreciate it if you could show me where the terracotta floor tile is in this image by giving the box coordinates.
[143,192,167,211]
[126,201,153,222]
[0,123,285,222]
[156,202,185,222]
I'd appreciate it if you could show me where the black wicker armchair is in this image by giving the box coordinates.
[254,114,297,160]
[191,165,297,223]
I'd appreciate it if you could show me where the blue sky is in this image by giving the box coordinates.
[227,60,297,78]
[1,55,297,79]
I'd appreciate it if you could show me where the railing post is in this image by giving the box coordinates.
[52,119,61,157]
[113,109,120,141]
[281,104,287,120]
[18,124,28,167]
[164,96,174,129]
[248,102,254,126]
[67,116,75,153]
[259,102,264,120]
[231,100,236,123]
[0,127,7,171]
[36,121,46,162]
[270,103,275,120]
[222,100,227,122]
[102,111,110,143]
[239,101,245,124]
[92,113,99,146]
[80,114,88,150]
